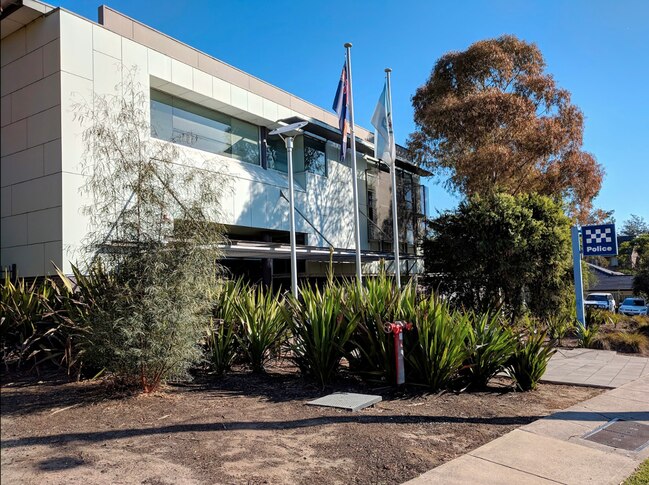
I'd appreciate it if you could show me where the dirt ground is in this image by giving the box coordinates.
[1,366,602,485]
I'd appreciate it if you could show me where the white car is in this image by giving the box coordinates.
[584,293,616,312]
[618,297,648,316]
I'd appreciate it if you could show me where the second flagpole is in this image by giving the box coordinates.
[345,42,363,285]
[385,68,401,289]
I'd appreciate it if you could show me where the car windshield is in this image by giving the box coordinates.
[587,295,608,302]
[622,298,645,306]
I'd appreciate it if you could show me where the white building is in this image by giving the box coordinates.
[1,0,428,285]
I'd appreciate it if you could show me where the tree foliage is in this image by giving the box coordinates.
[409,35,604,222]
[621,214,649,239]
[423,193,572,321]
[72,67,227,391]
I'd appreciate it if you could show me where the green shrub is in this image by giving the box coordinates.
[206,279,245,376]
[507,332,555,391]
[594,331,649,354]
[578,324,600,348]
[545,314,575,346]
[235,285,288,373]
[406,296,471,391]
[287,284,359,386]
[464,311,517,389]
[345,274,415,384]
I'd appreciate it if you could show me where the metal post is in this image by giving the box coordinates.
[286,136,298,299]
[385,68,400,288]
[344,42,363,285]
[572,225,585,327]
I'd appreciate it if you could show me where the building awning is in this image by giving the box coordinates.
[220,240,418,262]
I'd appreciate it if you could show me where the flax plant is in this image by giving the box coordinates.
[287,284,359,387]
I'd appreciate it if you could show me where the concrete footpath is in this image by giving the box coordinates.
[405,350,649,485]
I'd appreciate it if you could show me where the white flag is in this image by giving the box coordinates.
[371,83,396,165]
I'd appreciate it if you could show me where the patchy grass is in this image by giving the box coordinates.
[624,458,649,485]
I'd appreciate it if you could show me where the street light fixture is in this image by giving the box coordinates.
[268,121,308,299]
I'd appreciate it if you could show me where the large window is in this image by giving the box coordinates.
[304,136,327,176]
[150,89,260,165]
[266,136,288,173]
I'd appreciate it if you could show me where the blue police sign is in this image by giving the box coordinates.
[582,224,618,257]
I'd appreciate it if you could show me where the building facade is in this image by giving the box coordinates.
[1,1,428,285]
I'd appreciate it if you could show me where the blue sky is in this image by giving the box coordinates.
[58,0,649,226]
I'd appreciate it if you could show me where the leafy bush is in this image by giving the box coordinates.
[406,296,471,391]
[235,285,288,373]
[206,279,245,376]
[464,312,517,389]
[287,284,359,386]
[507,332,555,391]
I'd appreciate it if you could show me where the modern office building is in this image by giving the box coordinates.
[1,0,428,285]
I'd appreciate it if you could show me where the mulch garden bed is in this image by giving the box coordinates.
[1,365,603,485]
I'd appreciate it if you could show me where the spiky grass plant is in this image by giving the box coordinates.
[464,311,517,389]
[507,332,555,391]
[406,296,472,391]
[287,283,359,387]
[206,279,246,376]
[345,273,417,384]
[235,285,288,373]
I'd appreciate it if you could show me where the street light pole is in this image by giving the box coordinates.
[285,135,298,299]
[269,121,308,300]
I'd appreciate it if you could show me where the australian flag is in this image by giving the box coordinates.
[332,62,349,162]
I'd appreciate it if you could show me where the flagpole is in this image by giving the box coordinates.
[385,68,401,288]
[345,42,363,285]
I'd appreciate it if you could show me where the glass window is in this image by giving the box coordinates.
[150,89,260,165]
[304,136,327,176]
[266,136,287,173]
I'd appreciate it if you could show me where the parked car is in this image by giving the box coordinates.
[584,293,616,312]
[618,297,648,316]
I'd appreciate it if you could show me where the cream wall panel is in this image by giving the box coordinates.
[42,39,60,77]
[0,28,26,67]
[61,172,90,272]
[262,99,278,123]
[27,206,62,244]
[212,76,231,105]
[122,38,148,86]
[93,51,122,96]
[92,24,122,60]
[10,173,61,215]
[148,48,171,81]
[60,72,93,174]
[230,85,247,111]
[0,146,44,187]
[232,179,253,227]
[0,48,43,97]
[10,73,60,121]
[247,92,263,118]
[44,240,63,273]
[1,243,45,278]
[1,187,11,217]
[43,139,62,175]
[26,105,61,149]
[0,119,27,157]
[1,214,28,247]
[1,95,11,127]
[60,11,92,80]
[171,58,192,90]
[25,10,60,53]
[192,68,212,97]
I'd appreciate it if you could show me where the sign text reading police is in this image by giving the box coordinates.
[581,224,618,257]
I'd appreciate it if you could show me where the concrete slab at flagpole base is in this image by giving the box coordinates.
[307,393,381,411]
